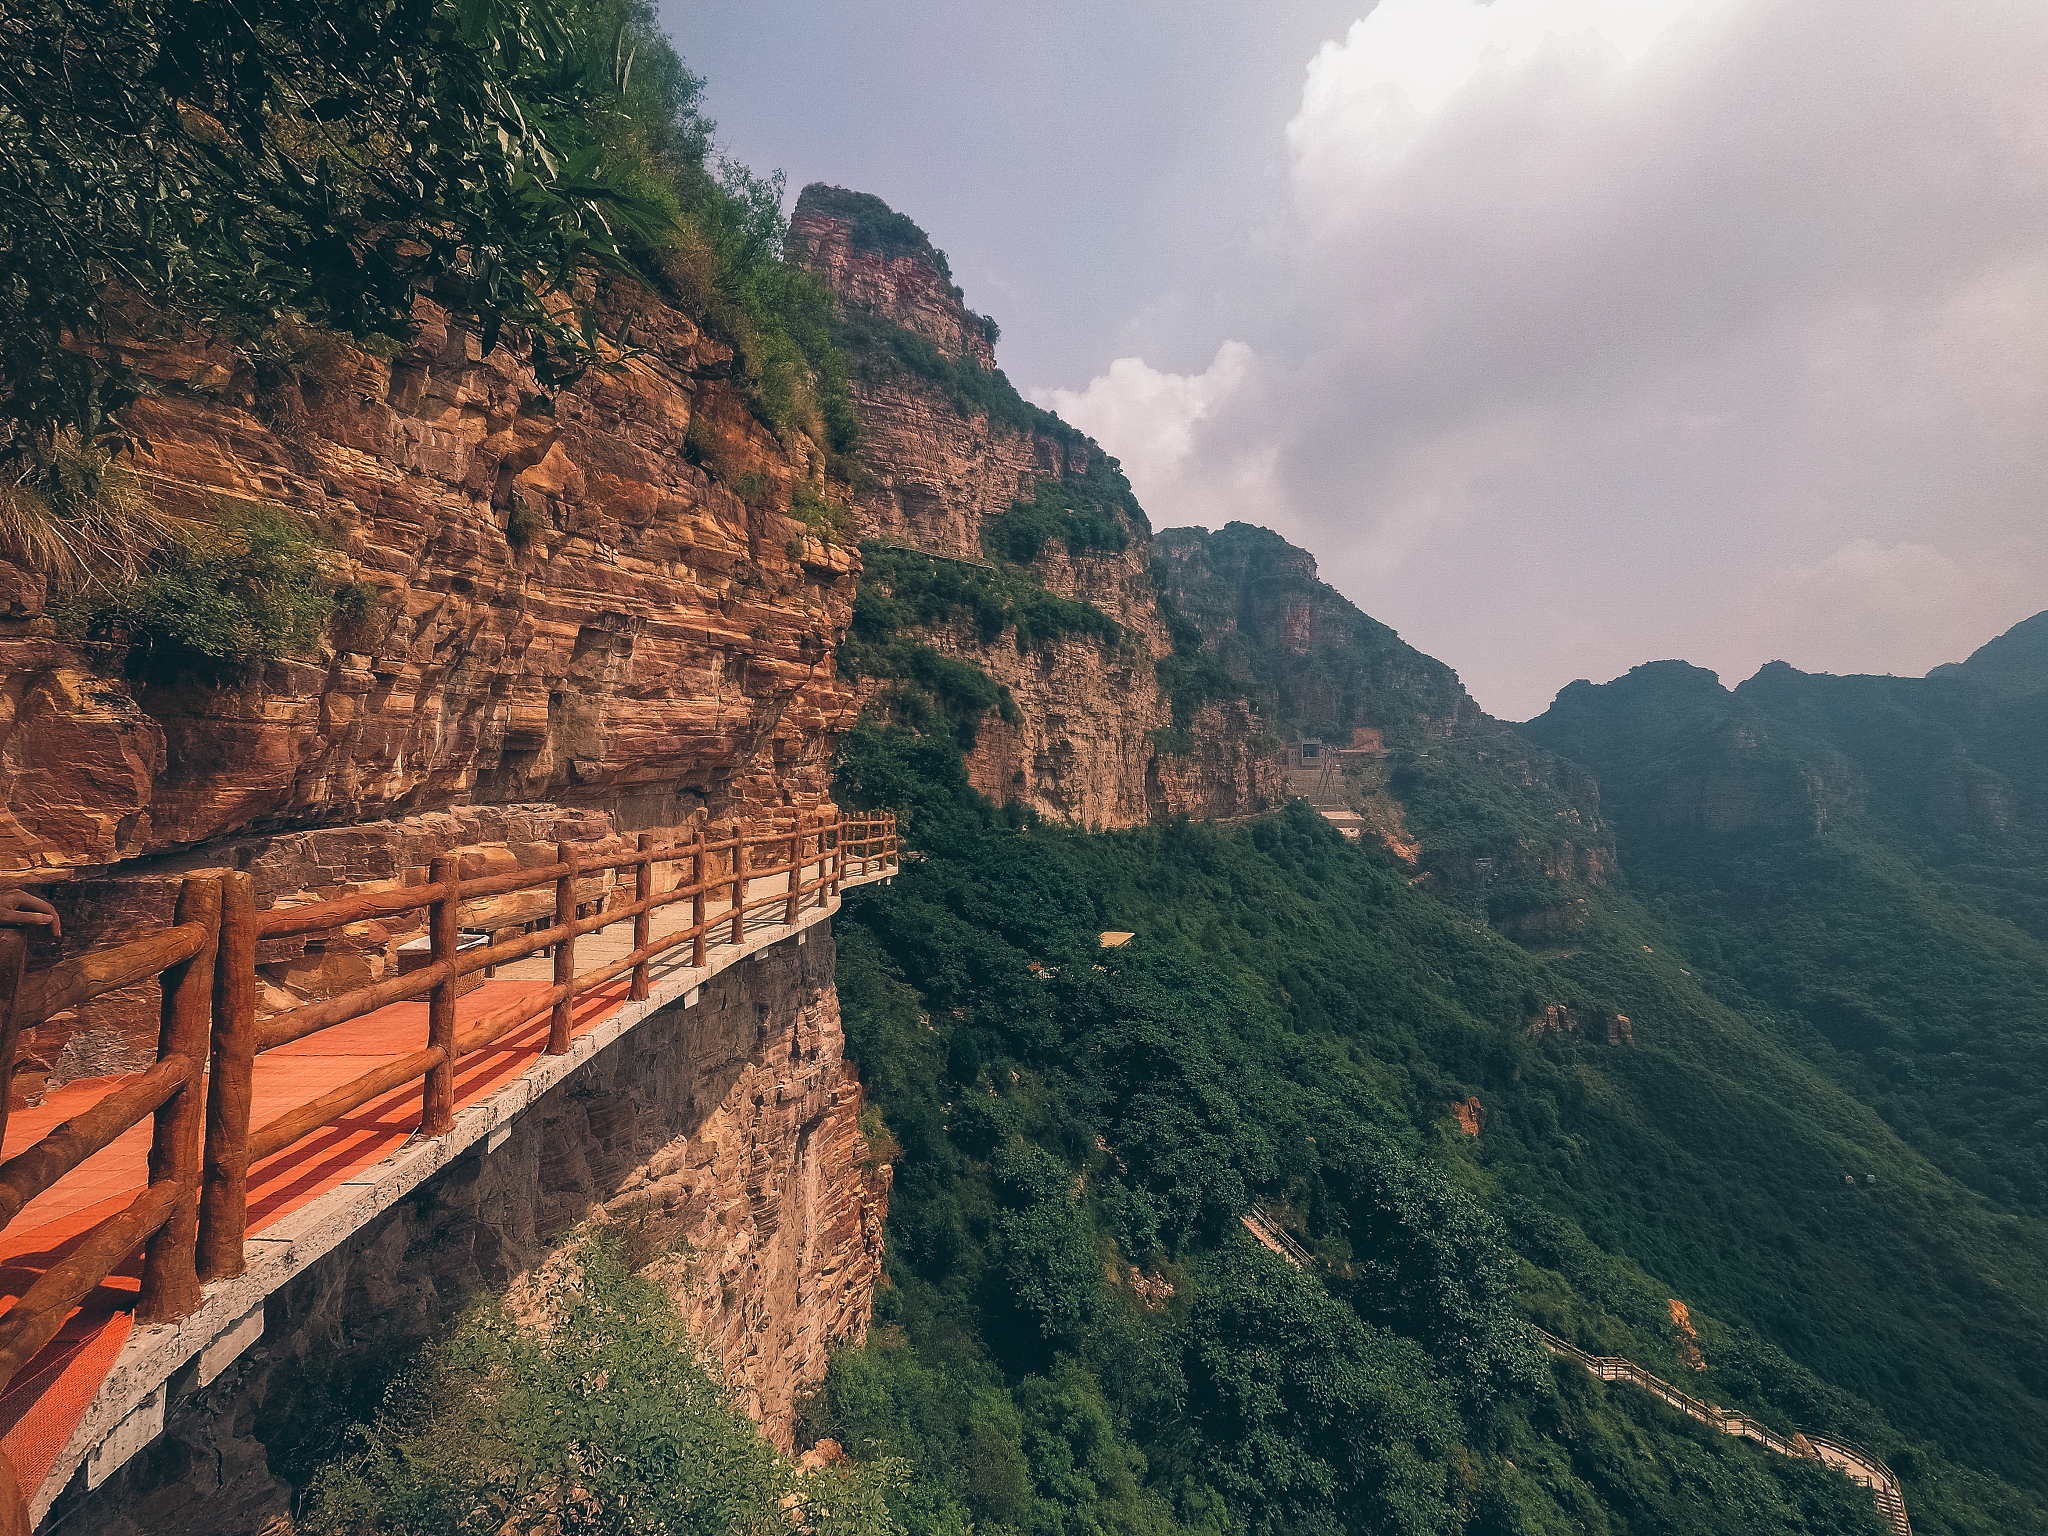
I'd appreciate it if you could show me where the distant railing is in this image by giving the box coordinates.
[1240,1206,1312,1269]
[0,809,897,1531]
[1534,1327,1910,1535]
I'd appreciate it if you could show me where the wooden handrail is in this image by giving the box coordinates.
[246,1046,448,1164]
[236,809,893,1171]
[424,855,460,1135]
[550,840,577,1055]
[0,875,235,1530]
[1534,1327,1911,1534]
[0,1054,194,1229]
[0,807,897,1530]
[251,823,798,941]
[138,877,220,1323]
[199,873,257,1281]
[0,1180,184,1398]
[0,934,27,1172]
[12,921,208,1030]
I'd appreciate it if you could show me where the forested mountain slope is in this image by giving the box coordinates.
[1153,523,1609,934]
[1525,615,2048,1218]
[825,719,2048,1535]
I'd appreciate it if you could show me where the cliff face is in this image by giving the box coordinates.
[601,934,887,1447]
[793,198,996,372]
[0,287,856,887]
[1152,523,1479,744]
[791,186,1281,827]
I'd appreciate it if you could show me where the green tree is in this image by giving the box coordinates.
[1,0,673,449]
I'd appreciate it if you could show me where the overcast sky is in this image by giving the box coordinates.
[664,0,2047,720]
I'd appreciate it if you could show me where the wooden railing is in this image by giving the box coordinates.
[1804,1431,1911,1536]
[1240,1206,1312,1269]
[1535,1327,1911,1535]
[0,809,896,1531]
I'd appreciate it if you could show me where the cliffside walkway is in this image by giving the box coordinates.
[1239,1206,1311,1267]
[1534,1327,1912,1536]
[0,812,898,1531]
[1283,762,1363,839]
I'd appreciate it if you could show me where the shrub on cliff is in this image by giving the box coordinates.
[840,543,1134,748]
[0,430,174,588]
[982,458,1147,565]
[797,186,955,282]
[1,0,678,451]
[1,0,856,460]
[301,1226,909,1536]
[832,308,1047,440]
[59,503,343,665]
[846,542,1122,656]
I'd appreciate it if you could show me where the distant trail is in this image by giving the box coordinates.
[1239,1207,1311,1267]
[1284,772,1362,839]
[1535,1328,1912,1536]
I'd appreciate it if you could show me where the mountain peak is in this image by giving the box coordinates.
[790,184,999,368]
[1928,608,2048,695]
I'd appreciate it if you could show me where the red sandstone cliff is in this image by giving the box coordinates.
[791,186,1282,826]
[0,274,887,1439]
[0,287,855,887]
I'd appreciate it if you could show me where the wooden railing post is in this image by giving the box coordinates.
[423,855,459,1135]
[785,816,802,924]
[630,832,653,1002]
[550,841,576,1054]
[730,824,747,944]
[691,825,708,969]
[0,932,27,1162]
[138,876,221,1324]
[198,871,256,1282]
[0,1441,25,1536]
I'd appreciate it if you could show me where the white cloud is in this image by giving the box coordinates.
[1051,0,2048,717]
[1034,342,1256,486]
[1032,343,1287,533]
[1733,540,2045,682]
[1288,0,1713,203]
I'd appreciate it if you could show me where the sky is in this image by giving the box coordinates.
[662,0,2047,721]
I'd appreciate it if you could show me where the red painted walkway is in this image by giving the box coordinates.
[0,973,636,1497]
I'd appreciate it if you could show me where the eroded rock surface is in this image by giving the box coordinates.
[791,188,1281,827]
[0,287,856,884]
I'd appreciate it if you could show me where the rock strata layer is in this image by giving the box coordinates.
[791,187,1282,826]
[0,285,856,885]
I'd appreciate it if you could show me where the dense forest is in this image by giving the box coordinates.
[1526,619,2048,1219]
[815,714,2048,1535]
